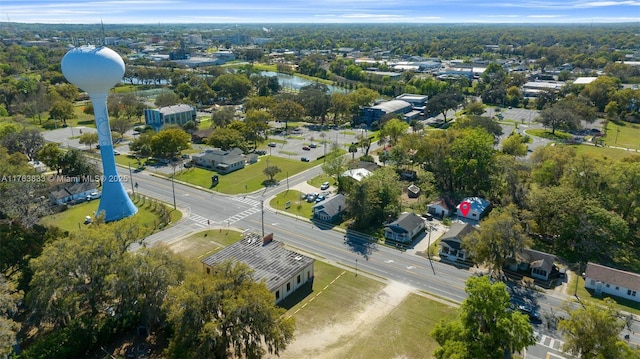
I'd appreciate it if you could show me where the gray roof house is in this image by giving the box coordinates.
[438,222,477,261]
[384,212,425,243]
[191,147,245,174]
[201,233,315,304]
[312,194,346,223]
[507,248,557,281]
[584,262,640,303]
[49,181,97,205]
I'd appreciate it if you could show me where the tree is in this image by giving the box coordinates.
[263,165,281,183]
[580,76,620,112]
[448,127,496,195]
[501,133,528,157]
[271,98,305,131]
[538,95,597,134]
[9,82,50,125]
[155,92,180,107]
[463,205,531,276]
[1,128,44,161]
[210,106,235,128]
[38,142,64,173]
[559,298,639,359]
[48,99,77,125]
[346,166,402,229]
[0,275,20,358]
[244,109,270,148]
[59,148,100,178]
[454,115,503,142]
[78,132,99,150]
[163,261,294,358]
[379,118,409,146]
[464,101,485,116]
[207,127,246,151]
[212,73,252,103]
[129,132,154,157]
[298,83,331,125]
[426,90,464,122]
[119,93,144,123]
[110,116,134,139]
[150,128,191,159]
[330,92,352,124]
[431,276,535,359]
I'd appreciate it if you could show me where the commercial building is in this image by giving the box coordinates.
[144,104,196,131]
[201,233,315,304]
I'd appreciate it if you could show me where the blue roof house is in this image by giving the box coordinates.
[456,197,491,221]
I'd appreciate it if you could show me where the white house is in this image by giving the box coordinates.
[426,197,457,218]
[584,262,640,303]
[456,197,491,221]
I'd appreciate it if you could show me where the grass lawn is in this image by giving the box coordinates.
[40,195,181,236]
[525,129,572,141]
[603,120,640,149]
[568,273,640,316]
[563,144,640,161]
[270,190,314,218]
[174,155,317,194]
[307,173,334,188]
[278,261,386,334]
[339,293,456,359]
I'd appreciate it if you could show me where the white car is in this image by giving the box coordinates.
[320,182,330,190]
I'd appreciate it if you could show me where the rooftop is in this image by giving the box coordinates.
[585,262,640,292]
[201,233,314,292]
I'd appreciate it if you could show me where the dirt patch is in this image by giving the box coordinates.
[274,281,414,359]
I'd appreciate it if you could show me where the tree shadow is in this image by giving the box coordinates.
[343,230,379,259]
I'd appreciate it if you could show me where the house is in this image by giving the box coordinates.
[201,233,315,304]
[584,262,640,303]
[384,212,425,243]
[407,184,420,198]
[49,181,97,205]
[144,104,196,131]
[191,128,215,144]
[191,148,245,174]
[456,197,491,221]
[312,194,346,223]
[438,222,477,261]
[340,168,372,182]
[427,197,457,218]
[507,248,557,281]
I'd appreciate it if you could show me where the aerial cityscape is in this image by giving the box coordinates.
[1,17,640,359]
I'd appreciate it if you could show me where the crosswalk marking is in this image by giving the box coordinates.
[232,196,262,207]
[534,331,564,352]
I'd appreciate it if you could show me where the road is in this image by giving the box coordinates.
[123,160,640,358]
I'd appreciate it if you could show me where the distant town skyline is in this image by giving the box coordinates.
[2,0,639,24]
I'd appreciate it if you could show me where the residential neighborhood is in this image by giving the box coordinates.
[1,19,640,359]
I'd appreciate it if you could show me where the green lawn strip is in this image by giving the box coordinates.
[174,155,314,194]
[175,229,243,261]
[568,274,640,316]
[39,195,181,236]
[269,138,288,144]
[307,173,334,188]
[270,190,314,218]
[525,129,572,141]
[279,261,385,335]
[603,120,640,149]
[554,144,640,161]
[340,293,456,359]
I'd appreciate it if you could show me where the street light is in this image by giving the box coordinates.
[169,159,181,210]
[355,258,358,277]
[128,161,135,195]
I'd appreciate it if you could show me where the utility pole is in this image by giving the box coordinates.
[261,199,265,237]
[128,161,134,194]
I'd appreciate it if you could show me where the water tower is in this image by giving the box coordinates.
[61,45,137,221]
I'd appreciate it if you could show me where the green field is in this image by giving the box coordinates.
[559,144,640,161]
[174,155,317,194]
[173,229,243,262]
[603,120,640,149]
[270,190,314,218]
[40,194,181,236]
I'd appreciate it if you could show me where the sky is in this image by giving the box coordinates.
[1,0,639,24]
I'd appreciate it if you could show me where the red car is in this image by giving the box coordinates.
[302,146,311,151]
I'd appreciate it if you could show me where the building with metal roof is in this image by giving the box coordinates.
[585,262,640,303]
[201,233,315,303]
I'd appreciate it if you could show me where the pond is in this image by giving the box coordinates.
[260,71,348,94]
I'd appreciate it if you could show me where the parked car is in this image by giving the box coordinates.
[268,142,276,147]
[306,193,318,202]
[113,150,121,155]
[309,143,317,148]
[86,191,100,200]
[517,305,541,322]
[320,181,330,190]
[314,194,325,203]
[301,157,310,162]
[302,146,311,151]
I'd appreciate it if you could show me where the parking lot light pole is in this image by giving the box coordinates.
[128,161,134,195]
